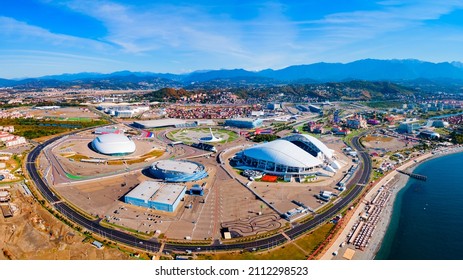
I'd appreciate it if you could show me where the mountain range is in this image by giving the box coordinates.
[2,59,463,89]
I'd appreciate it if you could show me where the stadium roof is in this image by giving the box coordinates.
[243,140,323,168]
[152,160,200,174]
[91,133,135,155]
[298,134,334,158]
[284,134,334,159]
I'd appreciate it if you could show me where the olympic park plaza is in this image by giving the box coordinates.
[41,122,352,241]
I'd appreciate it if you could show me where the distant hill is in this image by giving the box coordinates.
[144,88,191,102]
[261,59,463,81]
[3,59,463,90]
[185,76,281,89]
[39,71,184,82]
[228,80,416,101]
[175,59,463,82]
[184,69,259,83]
[0,78,17,87]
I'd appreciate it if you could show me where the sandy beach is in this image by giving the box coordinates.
[319,145,463,260]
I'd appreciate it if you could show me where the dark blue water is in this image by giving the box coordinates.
[376,152,463,260]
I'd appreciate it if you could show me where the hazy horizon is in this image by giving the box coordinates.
[3,58,463,80]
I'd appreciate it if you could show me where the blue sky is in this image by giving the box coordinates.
[2,0,463,78]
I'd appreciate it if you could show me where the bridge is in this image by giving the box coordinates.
[397,170,427,181]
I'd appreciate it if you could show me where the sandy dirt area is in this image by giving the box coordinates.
[25,107,101,119]
[361,135,413,153]
[0,184,130,260]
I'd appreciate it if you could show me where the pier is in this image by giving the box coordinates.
[397,170,427,181]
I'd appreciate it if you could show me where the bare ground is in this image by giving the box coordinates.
[0,187,132,260]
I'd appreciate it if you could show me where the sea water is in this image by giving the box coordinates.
[376,152,463,260]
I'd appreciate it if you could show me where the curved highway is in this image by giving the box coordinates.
[26,132,371,254]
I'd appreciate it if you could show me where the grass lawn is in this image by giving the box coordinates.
[169,128,238,145]
[66,173,84,180]
[433,127,451,136]
[67,153,91,161]
[371,170,384,182]
[66,117,92,122]
[294,223,336,255]
[196,223,336,260]
[342,129,365,145]
[0,118,109,140]
[295,125,321,138]
[196,243,307,260]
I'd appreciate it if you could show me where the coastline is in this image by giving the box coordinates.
[361,174,408,259]
[369,146,463,260]
[319,145,463,260]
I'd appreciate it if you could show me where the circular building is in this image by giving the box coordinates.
[150,159,208,182]
[238,139,323,176]
[91,133,136,156]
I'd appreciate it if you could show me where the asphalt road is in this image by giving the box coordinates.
[26,132,372,254]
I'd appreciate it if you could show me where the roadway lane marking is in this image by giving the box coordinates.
[281,232,291,241]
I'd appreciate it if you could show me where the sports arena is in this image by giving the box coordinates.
[284,134,338,165]
[234,134,341,177]
[91,133,136,156]
[149,159,208,182]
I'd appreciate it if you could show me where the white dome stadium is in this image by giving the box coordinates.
[91,133,136,156]
[239,140,323,175]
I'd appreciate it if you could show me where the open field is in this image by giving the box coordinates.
[363,136,393,142]
[361,135,411,153]
[24,107,101,119]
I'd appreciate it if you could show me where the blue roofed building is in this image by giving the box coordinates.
[124,181,186,212]
[150,160,208,182]
[224,118,263,128]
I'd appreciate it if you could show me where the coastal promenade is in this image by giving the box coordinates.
[319,151,434,260]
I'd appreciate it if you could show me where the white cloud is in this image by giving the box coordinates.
[277,1,463,64]
[62,0,248,56]
[4,0,463,75]
[0,16,110,51]
[1,49,121,64]
[310,1,463,38]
